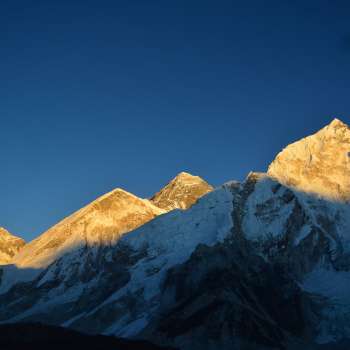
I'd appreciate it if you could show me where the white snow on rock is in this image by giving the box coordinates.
[3,119,350,347]
[242,175,295,240]
[85,186,234,336]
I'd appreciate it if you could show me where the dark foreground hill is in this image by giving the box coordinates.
[0,323,176,350]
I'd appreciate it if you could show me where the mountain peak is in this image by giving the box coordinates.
[12,172,214,269]
[174,171,196,178]
[321,118,350,138]
[268,118,350,201]
[0,227,9,235]
[172,171,206,184]
[13,188,165,269]
[0,227,25,243]
[327,117,348,129]
[0,227,25,265]
[150,172,213,210]
[95,187,142,204]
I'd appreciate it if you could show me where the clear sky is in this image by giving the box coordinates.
[2,0,350,241]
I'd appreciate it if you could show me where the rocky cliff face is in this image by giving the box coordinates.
[1,120,350,349]
[150,172,213,211]
[0,228,25,265]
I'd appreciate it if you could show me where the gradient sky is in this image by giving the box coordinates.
[2,0,350,241]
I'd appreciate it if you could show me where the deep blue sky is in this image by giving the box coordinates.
[2,0,350,241]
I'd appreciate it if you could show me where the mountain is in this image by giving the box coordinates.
[10,172,211,272]
[268,118,350,201]
[11,188,165,270]
[1,119,350,349]
[150,172,213,210]
[0,228,25,265]
[0,182,232,334]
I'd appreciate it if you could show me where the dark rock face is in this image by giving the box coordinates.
[0,244,139,326]
[140,241,320,350]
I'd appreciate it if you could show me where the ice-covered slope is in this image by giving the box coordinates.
[0,186,234,336]
[150,172,213,210]
[0,228,25,265]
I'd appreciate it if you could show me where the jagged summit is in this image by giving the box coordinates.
[0,227,25,265]
[150,171,213,210]
[327,117,348,129]
[268,118,350,201]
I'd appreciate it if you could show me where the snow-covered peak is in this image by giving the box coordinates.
[326,117,349,131]
[150,172,213,210]
[10,171,213,270]
[268,118,350,201]
[172,171,201,180]
[0,227,25,265]
[0,227,13,239]
[12,187,166,269]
